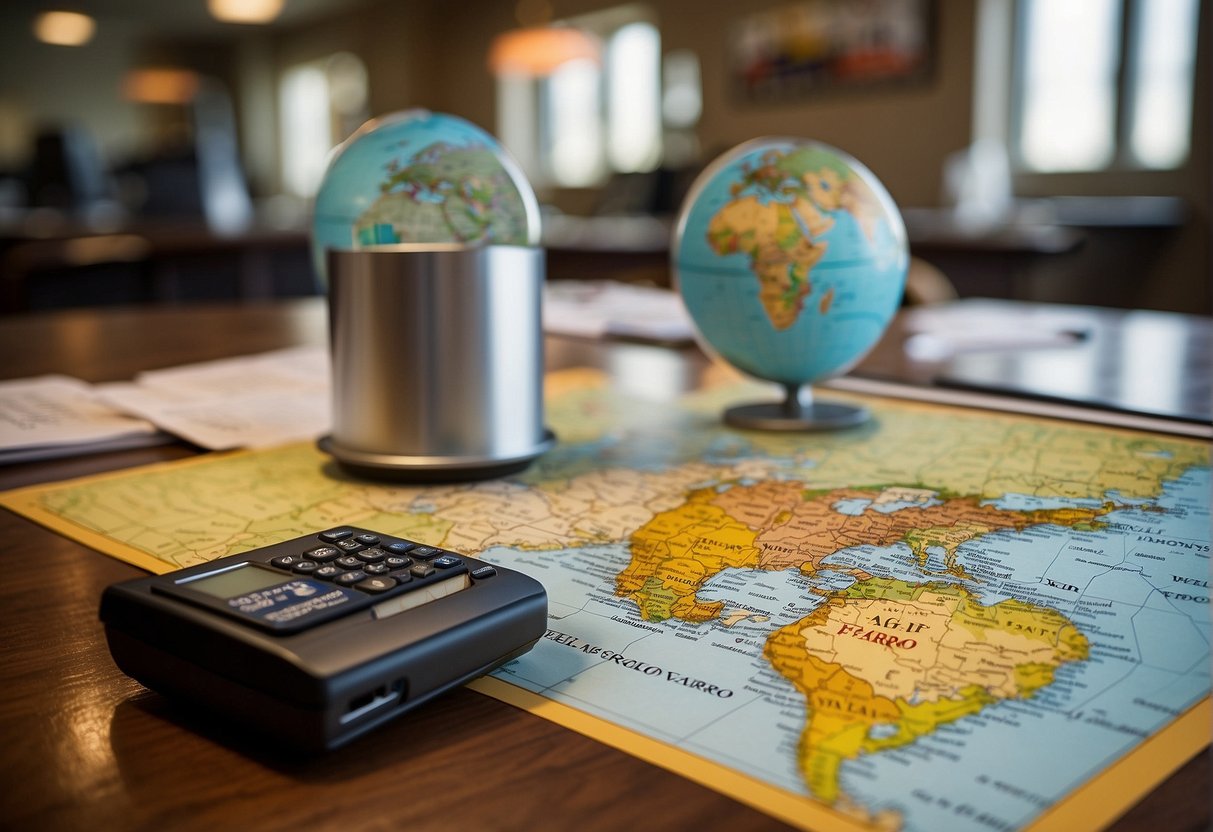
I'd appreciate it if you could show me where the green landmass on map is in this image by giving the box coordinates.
[353,141,529,245]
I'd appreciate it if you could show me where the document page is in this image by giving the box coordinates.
[97,347,331,450]
[0,375,164,463]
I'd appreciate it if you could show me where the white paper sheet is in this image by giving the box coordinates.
[543,281,695,343]
[96,347,332,450]
[0,375,165,463]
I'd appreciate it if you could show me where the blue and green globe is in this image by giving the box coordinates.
[312,109,539,279]
[674,138,908,388]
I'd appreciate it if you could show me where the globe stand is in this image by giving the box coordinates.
[723,383,869,432]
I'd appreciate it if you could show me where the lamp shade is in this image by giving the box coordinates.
[488,26,600,77]
[207,0,284,24]
[33,11,96,46]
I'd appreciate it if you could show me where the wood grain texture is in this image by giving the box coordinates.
[0,300,1206,832]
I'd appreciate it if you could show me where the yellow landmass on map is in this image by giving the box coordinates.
[765,578,1089,813]
[706,196,828,330]
[617,482,1111,620]
[617,487,760,621]
[678,386,1207,504]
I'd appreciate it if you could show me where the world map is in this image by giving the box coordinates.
[5,374,1208,831]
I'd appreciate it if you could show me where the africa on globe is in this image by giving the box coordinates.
[311,109,540,279]
[673,138,908,430]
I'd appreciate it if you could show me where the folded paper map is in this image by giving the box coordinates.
[3,373,1207,832]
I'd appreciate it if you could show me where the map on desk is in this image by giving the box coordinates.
[2,371,1208,832]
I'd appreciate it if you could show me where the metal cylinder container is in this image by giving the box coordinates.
[318,244,554,480]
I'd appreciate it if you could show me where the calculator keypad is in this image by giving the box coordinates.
[265,529,475,604]
[305,546,341,562]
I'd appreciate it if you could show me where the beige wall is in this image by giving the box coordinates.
[351,0,973,209]
[327,0,1205,311]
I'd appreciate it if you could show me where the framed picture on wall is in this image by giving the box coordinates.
[731,0,934,102]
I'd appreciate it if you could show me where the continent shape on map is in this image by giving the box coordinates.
[617,482,1110,621]
[613,479,1116,819]
[765,577,1089,813]
[705,147,881,330]
[354,140,529,245]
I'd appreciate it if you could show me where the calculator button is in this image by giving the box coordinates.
[363,562,390,576]
[356,547,386,564]
[271,555,300,569]
[319,528,354,542]
[433,555,462,570]
[409,546,439,560]
[355,576,396,594]
[354,533,381,546]
[335,570,367,586]
[291,560,320,575]
[335,538,363,552]
[384,555,412,570]
[305,546,341,563]
[384,541,415,556]
[471,565,497,580]
[314,565,342,580]
[335,555,363,570]
[409,564,435,579]
[389,570,413,585]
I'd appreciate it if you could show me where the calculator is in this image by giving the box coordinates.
[100,527,547,751]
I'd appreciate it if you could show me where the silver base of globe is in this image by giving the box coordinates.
[724,383,870,432]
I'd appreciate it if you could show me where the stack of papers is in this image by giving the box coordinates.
[0,347,331,464]
[0,376,167,464]
[543,281,695,343]
[99,347,330,451]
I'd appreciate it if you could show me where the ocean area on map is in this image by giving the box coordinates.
[833,465,1210,831]
[484,541,837,793]
[482,461,1209,832]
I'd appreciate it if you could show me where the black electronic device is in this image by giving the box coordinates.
[100,527,547,751]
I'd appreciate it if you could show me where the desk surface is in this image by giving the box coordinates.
[0,299,1208,832]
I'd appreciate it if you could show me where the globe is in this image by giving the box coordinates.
[311,109,540,280]
[673,138,908,430]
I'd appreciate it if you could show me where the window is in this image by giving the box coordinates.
[605,21,662,173]
[1012,0,1199,173]
[1127,0,1201,168]
[279,52,369,197]
[494,6,667,188]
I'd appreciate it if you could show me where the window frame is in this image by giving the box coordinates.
[495,5,663,190]
[1007,0,1201,194]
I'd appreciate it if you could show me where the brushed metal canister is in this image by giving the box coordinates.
[318,244,554,480]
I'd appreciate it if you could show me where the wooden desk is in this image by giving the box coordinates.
[0,299,1207,831]
[0,222,315,314]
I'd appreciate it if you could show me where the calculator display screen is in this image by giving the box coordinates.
[181,563,287,600]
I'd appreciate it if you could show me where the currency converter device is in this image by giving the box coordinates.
[100,527,547,750]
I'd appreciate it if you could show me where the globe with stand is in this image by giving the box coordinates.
[672,138,909,430]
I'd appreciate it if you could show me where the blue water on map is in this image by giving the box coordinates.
[480,463,1209,832]
[836,466,1211,832]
